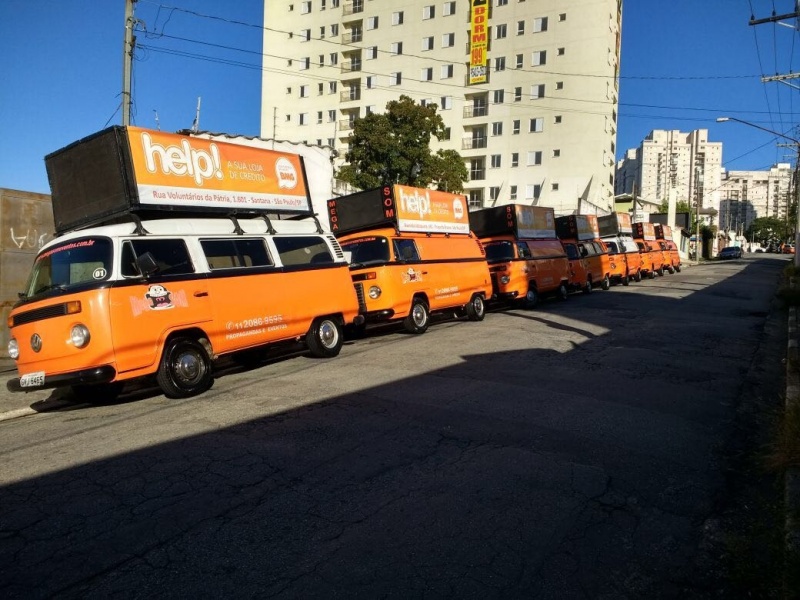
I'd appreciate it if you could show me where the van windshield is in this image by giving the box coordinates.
[483,241,515,262]
[340,236,391,267]
[25,237,112,298]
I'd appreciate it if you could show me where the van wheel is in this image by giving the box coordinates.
[601,275,610,291]
[306,317,343,358]
[675,265,682,273]
[465,294,486,321]
[583,277,593,294]
[71,381,124,403]
[404,299,429,334]
[657,266,665,276]
[524,285,539,309]
[558,283,569,301]
[668,266,675,274]
[648,270,656,279]
[622,273,629,286]
[156,336,214,399]
[634,270,642,282]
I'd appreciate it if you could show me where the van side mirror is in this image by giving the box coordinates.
[136,252,159,277]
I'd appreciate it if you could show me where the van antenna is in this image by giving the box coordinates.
[153,109,160,131]
[191,97,201,133]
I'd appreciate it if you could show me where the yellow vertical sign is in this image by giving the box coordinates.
[469,0,488,85]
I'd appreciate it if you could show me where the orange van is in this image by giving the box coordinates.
[6,126,363,400]
[632,222,661,278]
[655,224,682,273]
[556,215,611,292]
[469,204,570,307]
[598,212,643,284]
[326,185,493,334]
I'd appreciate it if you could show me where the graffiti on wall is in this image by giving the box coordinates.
[9,228,49,250]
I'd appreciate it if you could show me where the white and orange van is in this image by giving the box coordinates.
[555,215,612,292]
[6,126,362,399]
[655,224,682,273]
[469,204,570,307]
[327,185,492,334]
[598,212,643,284]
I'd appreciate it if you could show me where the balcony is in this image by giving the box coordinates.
[462,137,487,150]
[463,105,488,118]
[340,88,361,102]
[339,119,356,131]
[341,60,362,73]
[343,1,364,15]
[342,31,363,44]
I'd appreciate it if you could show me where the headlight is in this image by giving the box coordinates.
[7,338,19,360]
[70,324,91,348]
[499,275,510,284]
[368,285,382,299]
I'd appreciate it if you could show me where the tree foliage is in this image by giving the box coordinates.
[336,95,468,192]
[746,216,792,245]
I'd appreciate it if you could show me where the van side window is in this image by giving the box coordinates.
[517,242,532,258]
[201,238,272,270]
[121,239,194,277]
[605,241,619,254]
[564,244,580,260]
[393,239,420,261]
[274,236,333,266]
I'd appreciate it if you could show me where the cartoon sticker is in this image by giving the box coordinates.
[401,268,422,283]
[145,284,174,309]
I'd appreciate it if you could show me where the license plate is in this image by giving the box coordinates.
[20,371,45,388]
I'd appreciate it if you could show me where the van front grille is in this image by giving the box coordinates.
[12,303,70,326]
[353,283,367,312]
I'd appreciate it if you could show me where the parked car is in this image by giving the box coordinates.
[719,246,743,260]
[782,245,796,254]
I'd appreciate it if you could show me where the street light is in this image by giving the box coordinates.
[717,116,800,266]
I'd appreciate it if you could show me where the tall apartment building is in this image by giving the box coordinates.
[615,129,723,219]
[718,164,793,232]
[262,0,622,215]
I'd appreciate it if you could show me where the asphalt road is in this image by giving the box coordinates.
[0,255,790,598]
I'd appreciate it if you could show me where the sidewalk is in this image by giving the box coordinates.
[0,357,72,421]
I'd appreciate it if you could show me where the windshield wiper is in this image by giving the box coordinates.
[33,283,67,295]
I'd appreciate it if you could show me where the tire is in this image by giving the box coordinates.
[558,283,569,301]
[523,285,539,309]
[306,317,344,358]
[648,270,656,279]
[156,336,214,399]
[634,270,642,282]
[71,381,124,403]
[403,298,430,334]
[583,277,593,294]
[657,266,665,277]
[668,266,675,274]
[675,265,682,273]
[622,273,629,286]
[465,294,486,321]
[601,275,610,291]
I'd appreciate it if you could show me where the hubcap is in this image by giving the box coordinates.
[176,352,202,382]
[319,321,338,347]
[413,305,426,326]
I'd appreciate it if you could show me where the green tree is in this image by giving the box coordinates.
[336,95,468,192]
[746,216,791,245]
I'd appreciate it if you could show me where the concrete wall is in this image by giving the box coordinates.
[0,188,54,357]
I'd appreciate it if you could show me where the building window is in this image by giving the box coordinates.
[531,84,545,99]
[441,64,453,78]
[494,57,506,71]
[286,86,292,95]
[423,36,434,50]
[470,158,485,181]
[318,54,325,66]
[366,75,376,88]
[301,57,310,70]
[517,20,525,35]
[443,1,456,16]
[511,153,519,167]
[392,11,404,25]
[440,96,453,110]
[515,54,523,69]
[390,72,402,85]
[422,67,433,81]
[492,122,503,136]
[512,120,520,134]
[533,17,548,32]
[423,5,435,19]
[391,42,403,55]
[493,89,504,103]
[329,81,338,93]
[300,85,309,97]
[527,151,542,166]
[367,16,379,29]
[366,105,375,115]
[330,24,339,36]
[529,117,543,133]
[554,115,562,123]
[559,13,566,21]
[491,154,502,168]
[301,1,311,14]
[510,185,518,200]
[442,127,451,140]
[299,113,308,126]
[532,50,546,66]
[318,83,324,95]
[320,26,325,39]
[490,186,502,201]
[514,87,522,101]
[557,47,565,56]
[442,33,455,47]
[300,28,311,41]
[317,111,323,124]
[328,109,336,122]
[552,183,559,191]
[497,0,508,6]
[367,46,378,59]
[526,184,541,200]
[329,53,338,65]
[495,24,507,39]
[553,149,561,157]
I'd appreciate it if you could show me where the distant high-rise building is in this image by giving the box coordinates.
[718,164,793,232]
[262,0,622,215]
[615,129,723,219]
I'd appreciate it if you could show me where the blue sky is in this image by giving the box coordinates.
[1,1,799,194]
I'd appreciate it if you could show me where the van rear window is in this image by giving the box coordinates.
[201,238,272,270]
[274,236,333,266]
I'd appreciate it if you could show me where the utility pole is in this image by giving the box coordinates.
[122,0,137,126]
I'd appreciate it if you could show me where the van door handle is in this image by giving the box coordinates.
[194,291,209,297]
